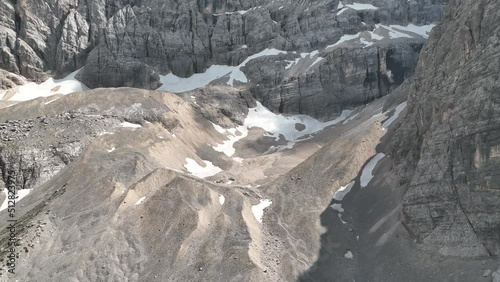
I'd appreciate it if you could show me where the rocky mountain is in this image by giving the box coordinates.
[1,0,447,117]
[392,0,500,258]
[0,0,499,281]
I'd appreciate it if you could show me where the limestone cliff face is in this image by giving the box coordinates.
[249,38,424,118]
[0,0,447,117]
[393,0,500,257]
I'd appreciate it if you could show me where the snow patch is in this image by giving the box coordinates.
[184,158,223,178]
[99,132,114,136]
[338,214,347,224]
[330,203,344,213]
[333,181,355,201]
[285,51,323,70]
[107,147,115,153]
[326,34,360,49]
[7,69,88,102]
[360,153,385,188]
[228,48,286,85]
[346,3,378,10]
[244,102,352,149]
[331,203,347,223]
[344,251,353,259]
[212,125,248,157]
[308,57,325,70]
[0,189,32,212]
[326,24,436,49]
[120,122,142,128]
[158,48,286,92]
[44,97,61,105]
[135,196,146,206]
[388,24,435,38]
[232,157,244,163]
[382,101,407,128]
[343,113,359,124]
[219,195,225,205]
[212,102,352,155]
[359,37,373,47]
[251,199,272,223]
[337,2,377,15]
[158,65,234,92]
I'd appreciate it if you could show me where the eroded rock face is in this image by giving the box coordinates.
[249,38,424,118]
[0,88,179,191]
[0,0,447,109]
[393,0,500,257]
[179,85,256,127]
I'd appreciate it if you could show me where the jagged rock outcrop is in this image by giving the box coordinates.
[0,69,25,90]
[249,38,424,118]
[0,88,184,192]
[392,0,500,257]
[0,0,128,80]
[180,85,256,127]
[0,0,447,111]
[0,113,120,191]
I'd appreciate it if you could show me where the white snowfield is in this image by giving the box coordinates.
[184,158,223,178]
[327,24,436,49]
[159,65,237,93]
[4,69,88,102]
[158,48,286,93]
[0,189,32,212]
[251,199,272,223]
[388,24,436,38]
[212,102,352,156]
[219,195,226,205]
[360,153,386,188]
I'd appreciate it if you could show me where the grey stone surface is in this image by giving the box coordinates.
[392,0,500,258]
[249,38,424,119]
[484,269,492,277]
[0,69,25,90]
[0,0,447,116]
[494,270,500,282]
[0,88,179,192]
